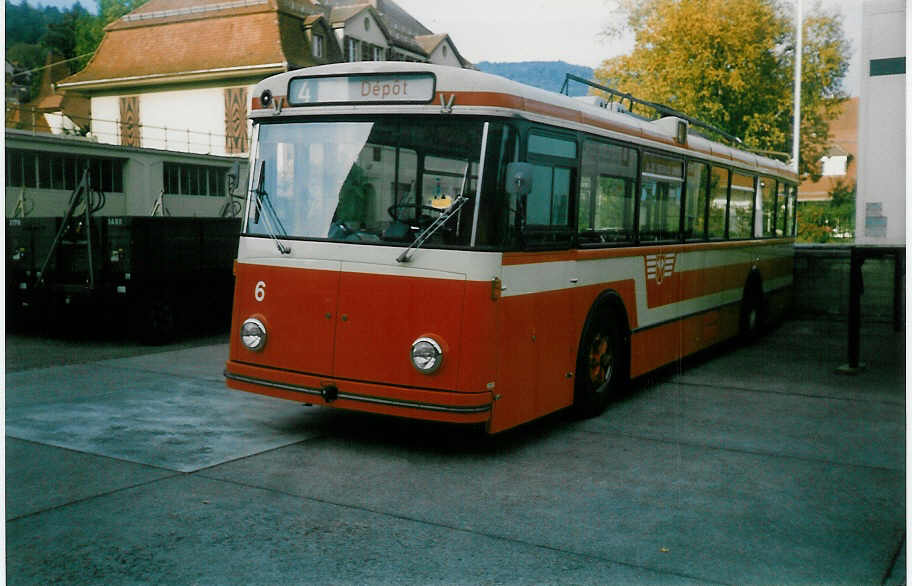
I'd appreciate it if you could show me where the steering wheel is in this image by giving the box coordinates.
[387,203,444,223]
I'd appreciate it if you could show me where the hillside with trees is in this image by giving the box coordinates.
[475,61,594,96]
[5,0,147,101]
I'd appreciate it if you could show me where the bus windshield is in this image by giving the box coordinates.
[246,117,495,247]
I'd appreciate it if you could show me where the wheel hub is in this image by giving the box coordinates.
[588,333,614,386]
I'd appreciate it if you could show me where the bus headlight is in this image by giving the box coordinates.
[241,318,267,351]
[410,337,443,374]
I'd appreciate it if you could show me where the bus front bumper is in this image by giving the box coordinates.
[224,360,494,425]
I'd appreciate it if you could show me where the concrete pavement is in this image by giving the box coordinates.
[5,318,905,584]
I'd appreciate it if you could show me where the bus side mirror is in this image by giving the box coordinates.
[505,162,533,196]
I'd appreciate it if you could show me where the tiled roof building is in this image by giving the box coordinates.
[56,0,471,154]
[797,97,859,202]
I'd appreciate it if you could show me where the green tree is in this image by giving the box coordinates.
[796,178,855,243]
[41,3,93,69]
[73,0,148,68]
[5,0,62,46]
[596,0,849,180]
[6,42,46,100]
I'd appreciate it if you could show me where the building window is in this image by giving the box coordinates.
[364,16,370,31]
[312,33,324,58]
[347,37,359,62]
[820,155,847,176]
[442,45,448,58]
[374,46,384,61]
[6,149,123,193]
[163,162,228,197]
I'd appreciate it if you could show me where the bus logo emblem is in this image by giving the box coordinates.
[645,253,676,285]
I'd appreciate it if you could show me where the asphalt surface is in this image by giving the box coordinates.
[4,318,906,585]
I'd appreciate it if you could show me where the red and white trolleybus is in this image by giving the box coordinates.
[224,62,798,433]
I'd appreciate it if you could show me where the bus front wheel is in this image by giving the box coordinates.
[573,306,627,418]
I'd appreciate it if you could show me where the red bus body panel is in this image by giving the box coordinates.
[226,240,793,433]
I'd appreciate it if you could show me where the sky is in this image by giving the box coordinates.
[23,0,865,95]
[392,0,864,95]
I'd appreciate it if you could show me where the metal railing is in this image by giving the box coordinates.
[5,103,251,156]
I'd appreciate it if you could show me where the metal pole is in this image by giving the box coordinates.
[838,246,866,374]
[893,249,904,332]
[847,247,862,368]
[791,0,803,174]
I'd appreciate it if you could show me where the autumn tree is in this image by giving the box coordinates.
[595,0,849,180]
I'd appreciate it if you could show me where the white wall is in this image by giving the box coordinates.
[140,87,228,154]
[90,95,121,146]
[856,0,906,246]
[429,40,461,68]
[89,85,254,156]
[344,11,389,47]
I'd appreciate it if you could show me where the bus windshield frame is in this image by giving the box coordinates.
[243,115,518,251]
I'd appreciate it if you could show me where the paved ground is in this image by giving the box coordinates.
[4,318,906,585]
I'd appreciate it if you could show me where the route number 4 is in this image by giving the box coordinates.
[254,280,266,302]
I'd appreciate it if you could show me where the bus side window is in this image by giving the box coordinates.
[524,163,574,227]
[789,185,798,236]
[684,161,709,241]
[474,122,519,249]
[523,131,577,247]
[708,166,729,239]
[639,153,684,242]
[728,172,755,239]
[777,181,789,237]
[578,140,636,244]
[758,177,776,237]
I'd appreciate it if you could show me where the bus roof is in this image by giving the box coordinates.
[250,62,797,182]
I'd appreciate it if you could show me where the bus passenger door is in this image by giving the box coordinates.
[490,130,579,432]
[493,258,576,432]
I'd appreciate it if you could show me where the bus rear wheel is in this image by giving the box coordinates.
[573,307,626,418]
[739,284,765,343]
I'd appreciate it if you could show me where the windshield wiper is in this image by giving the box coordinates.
[251,160,291,255]
[396,195,469,263]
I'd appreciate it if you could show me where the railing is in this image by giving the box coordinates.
[5,103,251,156]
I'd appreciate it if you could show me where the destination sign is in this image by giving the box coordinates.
[288,73,436,106]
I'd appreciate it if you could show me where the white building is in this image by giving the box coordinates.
[855,0,906,246]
